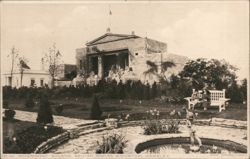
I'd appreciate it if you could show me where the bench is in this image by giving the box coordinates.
[184,89,230,112]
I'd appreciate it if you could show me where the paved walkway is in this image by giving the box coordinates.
[5,109,247,154]
[3,109,96,129]
[48,125,247,154]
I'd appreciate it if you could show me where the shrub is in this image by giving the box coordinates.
[143,109,180,135]
[96,133,128,154]
[3,125,64,153]
[36,94,54,124]
[25,95,35,108]
[4,109,16,121]
[90,96,102,120]
[55,104,64,114]
[143,119,180,135]
[165,119,180,133]
[143,120,162,135]
[3,100,9,108]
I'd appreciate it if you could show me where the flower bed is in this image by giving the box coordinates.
[142,108,181,135]
[3,125,65,153]
[96,133,128,154]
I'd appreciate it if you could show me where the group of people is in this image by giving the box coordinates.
[190,86,211,110]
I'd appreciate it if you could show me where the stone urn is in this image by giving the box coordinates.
[105,118,118,128]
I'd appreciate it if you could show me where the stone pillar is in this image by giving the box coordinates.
[88,57,92,74]
[98,55,103,78]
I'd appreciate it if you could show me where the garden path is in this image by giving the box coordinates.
[4,109,96,129]
[48,125,247,154]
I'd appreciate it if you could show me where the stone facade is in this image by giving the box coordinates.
[55,64,77,80]
[76,31,187,83]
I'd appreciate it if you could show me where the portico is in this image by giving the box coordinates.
[87,49,129,78]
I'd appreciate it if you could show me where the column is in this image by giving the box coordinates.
[98,55,103,78]
[88,57,92,74]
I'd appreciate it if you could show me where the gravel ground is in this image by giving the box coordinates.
[3,109,96,129]
[48,125,247,154]
[5,109,247,154]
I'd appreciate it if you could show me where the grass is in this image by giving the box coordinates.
[3,118,65,153]
[4,97,247,121]
[3,119,36,139]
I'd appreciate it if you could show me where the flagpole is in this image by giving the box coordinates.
[108,4,111,30]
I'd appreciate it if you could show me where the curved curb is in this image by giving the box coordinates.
[33,122,108,153]
[135,137,247,154]
[33,131,70,154]
[118,118,247,129]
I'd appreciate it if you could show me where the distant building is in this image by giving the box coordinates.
[2,69,50,88]
[55,64,77,80]
[53,64,77,87]
[76,29,188,83]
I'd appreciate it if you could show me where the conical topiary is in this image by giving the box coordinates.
[36,93,53,124]
[90,95,102,120]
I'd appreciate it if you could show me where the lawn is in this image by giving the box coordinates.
[4,97,247,121]
[3,119,36,139]
[3,118,65,153]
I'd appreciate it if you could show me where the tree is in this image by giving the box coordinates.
[90,96,102,120]
[44,43,62,88]
[65,70,77,80]
[143,60,176,81]
[18,56,30,87]
[160,61,176,80]
[143,60,159,78]
[151,81,157,99]
[36,93,54,124]
[25,93,35,108]
[240,78,247,101]
[7,46,19,87]
[179,58,238,90]
[117,80,125,100]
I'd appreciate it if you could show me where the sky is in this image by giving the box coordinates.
[1,1,249,80]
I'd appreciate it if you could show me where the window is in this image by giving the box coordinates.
[30,79,35,87]
[80,60,83,69]
[40,79,44,87]
[135,53,139,56]
[8,77,12,86]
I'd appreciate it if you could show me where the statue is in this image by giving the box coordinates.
[184,108,202,152]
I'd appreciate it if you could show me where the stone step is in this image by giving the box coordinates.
[77,122,104,132]
[78,127,111,136]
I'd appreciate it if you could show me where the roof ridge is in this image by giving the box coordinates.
[86,32,140,46]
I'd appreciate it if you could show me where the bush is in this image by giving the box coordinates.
[96,133,128,154]
[3,125,64,153]
[3,100,9,108]
[55,104,64,114]
[143,120,163,135]
[4,109,16,121]
[25,95,35,108]
[36,94,54,124]
[165,119,180,133]
[143,119,180,135]
[90,96,102,120]
[143,109,180,135]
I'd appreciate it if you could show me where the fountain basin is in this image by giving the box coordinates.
[135,137,247,154]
